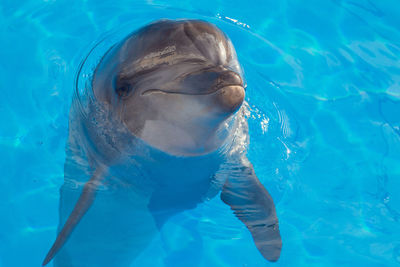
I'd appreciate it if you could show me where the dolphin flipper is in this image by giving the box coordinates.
[42,166,107,266]
[220,161,282,262]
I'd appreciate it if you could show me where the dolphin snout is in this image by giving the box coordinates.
[180,67,243,95]
[214,85,245,114]
[143,68,244,96]
[215,70,243,89]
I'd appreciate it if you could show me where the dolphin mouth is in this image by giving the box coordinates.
[141,84,244,96]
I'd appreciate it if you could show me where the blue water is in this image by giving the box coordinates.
[1,0,400,266]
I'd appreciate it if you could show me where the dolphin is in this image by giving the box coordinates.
[43,19,282,266]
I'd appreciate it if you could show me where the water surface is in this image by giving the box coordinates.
[1,0,400,266]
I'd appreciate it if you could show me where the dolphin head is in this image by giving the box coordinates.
[93,20,245,156]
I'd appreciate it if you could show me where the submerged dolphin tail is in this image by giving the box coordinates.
[221,161,282,262]
[42,166,107,266]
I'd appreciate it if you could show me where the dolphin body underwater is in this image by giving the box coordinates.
[43,19,282,266]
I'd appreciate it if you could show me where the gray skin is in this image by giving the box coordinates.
[43,19,282,266]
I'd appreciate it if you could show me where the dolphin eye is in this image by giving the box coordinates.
[114,79,133,98]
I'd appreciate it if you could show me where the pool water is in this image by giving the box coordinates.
[1,0,400,266]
